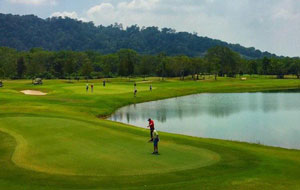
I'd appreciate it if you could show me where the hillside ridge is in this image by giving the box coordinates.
[0,13,277,58]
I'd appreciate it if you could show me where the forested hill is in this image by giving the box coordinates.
[0,13,276,58]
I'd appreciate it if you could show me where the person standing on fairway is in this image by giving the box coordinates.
[103,80,106,87]
[134,82,137,97]
[152,129,159,154]
[86,84,89,92]
[134,89,137,97]
[91,84,94,93]
[147,118,155,142]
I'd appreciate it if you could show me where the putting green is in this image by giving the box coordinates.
[0,116,220,176]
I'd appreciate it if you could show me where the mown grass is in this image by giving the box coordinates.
[0,76,300,190]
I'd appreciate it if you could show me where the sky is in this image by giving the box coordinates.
[0,0,300,57]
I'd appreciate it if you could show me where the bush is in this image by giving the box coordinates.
[40,72,55,79]
[91,72,104,79]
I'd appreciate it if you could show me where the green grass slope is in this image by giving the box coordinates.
[0,76,300,189]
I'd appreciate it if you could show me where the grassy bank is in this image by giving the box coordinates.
[0,77,300,189]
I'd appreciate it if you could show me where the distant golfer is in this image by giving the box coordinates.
[91,84,94,92]
[86,84,89,92]
[134,89,137,97]
[103,80,106,87]
[147,118,155,142]
[134,82,137,89]
[150,85,152,91]
[152,129,159,154]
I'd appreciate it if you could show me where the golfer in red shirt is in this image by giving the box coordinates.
[147,118,155,142]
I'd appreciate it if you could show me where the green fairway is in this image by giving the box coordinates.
[0,77,300,189]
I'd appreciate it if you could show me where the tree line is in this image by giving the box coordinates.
[0,46,299,80]
[0,13,276,59]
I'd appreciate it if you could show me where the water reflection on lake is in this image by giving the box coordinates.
[109,92,300,149]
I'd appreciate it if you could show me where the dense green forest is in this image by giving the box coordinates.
[0,13,277,59]
[0,46,299,80]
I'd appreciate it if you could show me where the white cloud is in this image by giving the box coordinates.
[85,0,161,26]
[272,0,300,20]
[8,0,57,5]
[86,3,116,25]
[117,0,159,11]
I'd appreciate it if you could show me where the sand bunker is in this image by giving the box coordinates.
[137,80,153,83]
[21,90,47,96]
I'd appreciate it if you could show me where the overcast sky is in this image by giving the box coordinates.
[1,0,300,57]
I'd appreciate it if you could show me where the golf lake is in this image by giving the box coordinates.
[109,91,300,149]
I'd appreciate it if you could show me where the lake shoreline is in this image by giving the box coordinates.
[107,85,300,151]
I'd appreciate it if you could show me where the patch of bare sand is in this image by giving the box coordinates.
[21,90,47,96]
[137,80,153,83]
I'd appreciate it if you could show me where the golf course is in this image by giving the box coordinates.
[0,77,300,190]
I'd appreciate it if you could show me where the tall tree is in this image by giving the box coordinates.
[137,55,154,80]
[63,54,76,79]
[248,60,258,76]
[17,56,26,78]
[0,68,4,80]
[81,57,93,80]
[101,54,119,77]
[191,58,204,80]
[261,57,271,75]
[117,49,138,77]
[0,47,17,78]
[290,59,300,79]
[25,50,48,78]
[156,53,167,80]
[205,46,241,78]
[174,55,190,80]
[269,59,286,79]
